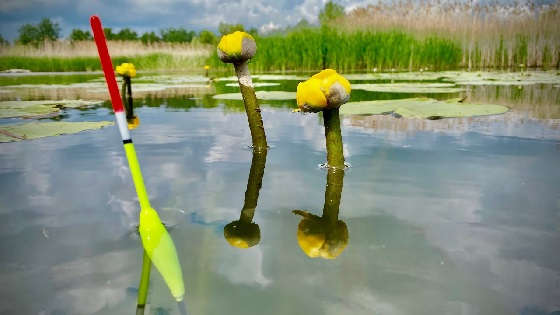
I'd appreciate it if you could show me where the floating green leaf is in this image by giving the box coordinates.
[252,74,308,81]
[441,71,560,85]
[225,82,280,87]
[344,72,445,81]
[344,71,560,85]
[339,97,509,119]
[213,91,296,100]
[0,121,113,142]
[0,100,102,118]
[352,83,464,93]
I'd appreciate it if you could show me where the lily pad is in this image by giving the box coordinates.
[441,71,560,85]
[352,83,464,93]
[345,72,445,81]
[225,82,280,87]
[0,100,102,118]
[343,71,560,85]
[252,74,308,81]
[0,121,113,142]
[339,97,509,119]
[213,91,296,100]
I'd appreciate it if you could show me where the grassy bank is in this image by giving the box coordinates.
[0,53,208,72]
[2,0,559,73]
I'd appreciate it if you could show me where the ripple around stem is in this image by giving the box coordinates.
[318,162,352,170]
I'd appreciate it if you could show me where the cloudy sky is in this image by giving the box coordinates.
[0,0,373,41]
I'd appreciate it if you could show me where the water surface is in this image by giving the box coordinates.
[0,72,559,315]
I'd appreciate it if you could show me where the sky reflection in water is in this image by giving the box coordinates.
[0,75,559,315]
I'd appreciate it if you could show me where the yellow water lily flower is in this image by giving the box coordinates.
[204,65,210,70]
[217,31,256,63]
[296,69,351,112]
[116,62,136,78]
[127,116,140,129]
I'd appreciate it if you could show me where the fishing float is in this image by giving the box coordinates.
[89,15,186,307]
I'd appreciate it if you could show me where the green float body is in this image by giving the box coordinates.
[124,142,185,302]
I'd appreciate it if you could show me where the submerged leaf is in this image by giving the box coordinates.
[213,91,296,100]
[0,100,102,118]
[0,121,113,142]
[352,83,464,93]
[340,97,509,119]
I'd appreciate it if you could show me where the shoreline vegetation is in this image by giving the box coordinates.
[1,1,558,72]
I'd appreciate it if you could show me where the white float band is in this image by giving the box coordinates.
[115,111,131,141]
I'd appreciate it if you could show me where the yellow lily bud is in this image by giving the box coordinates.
[139,207,185,301]
[296,69,351,112]
[116,62,137,78]
[217,31,256,63]
[127,116,140,130]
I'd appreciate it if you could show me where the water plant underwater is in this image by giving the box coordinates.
[217,31,268,152]
[224,150,267,248]
[90,15,186,306]
[116,62,140,129]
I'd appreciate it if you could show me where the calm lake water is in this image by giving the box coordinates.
[0,72,559,315]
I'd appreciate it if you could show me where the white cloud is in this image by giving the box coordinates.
[259,21,281,34]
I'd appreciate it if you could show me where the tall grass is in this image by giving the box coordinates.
[0,40,211,72]
[0,40,211,58]
[208,27,462,72]
[337,0,560,69]
[0,53,207,72]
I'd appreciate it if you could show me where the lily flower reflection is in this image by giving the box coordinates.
[294,168,348,259]
[224,151,267,248]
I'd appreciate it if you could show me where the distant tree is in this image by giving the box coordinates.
[160,28,195,43]
[295,18,311,28]
[140,31,160,44]
[17,18,60,46]
[319,1,345,25]
[198,30,216,44]
[69,29,92,41]
[218,22,244,36]
[116,28,138,41]
[103,28,117,40]
[0,34,8,45]
[17,24,40,45]
[247,27,259,36]
[37,18,60,41]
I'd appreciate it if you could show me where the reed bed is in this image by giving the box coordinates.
[208,28,462,72]
[337,0,560,69]
[0,54,208,72]
[0,40,211,72]
[0,40,211,58]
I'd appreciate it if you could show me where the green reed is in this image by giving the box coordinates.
[208,27,462,72]
[0,53,206,72]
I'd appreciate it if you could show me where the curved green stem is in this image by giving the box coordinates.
[233,61,267,152]
[240,150,267,223]
[125,76,133,119]
[322,168,344,226]
[323,108,345,169]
